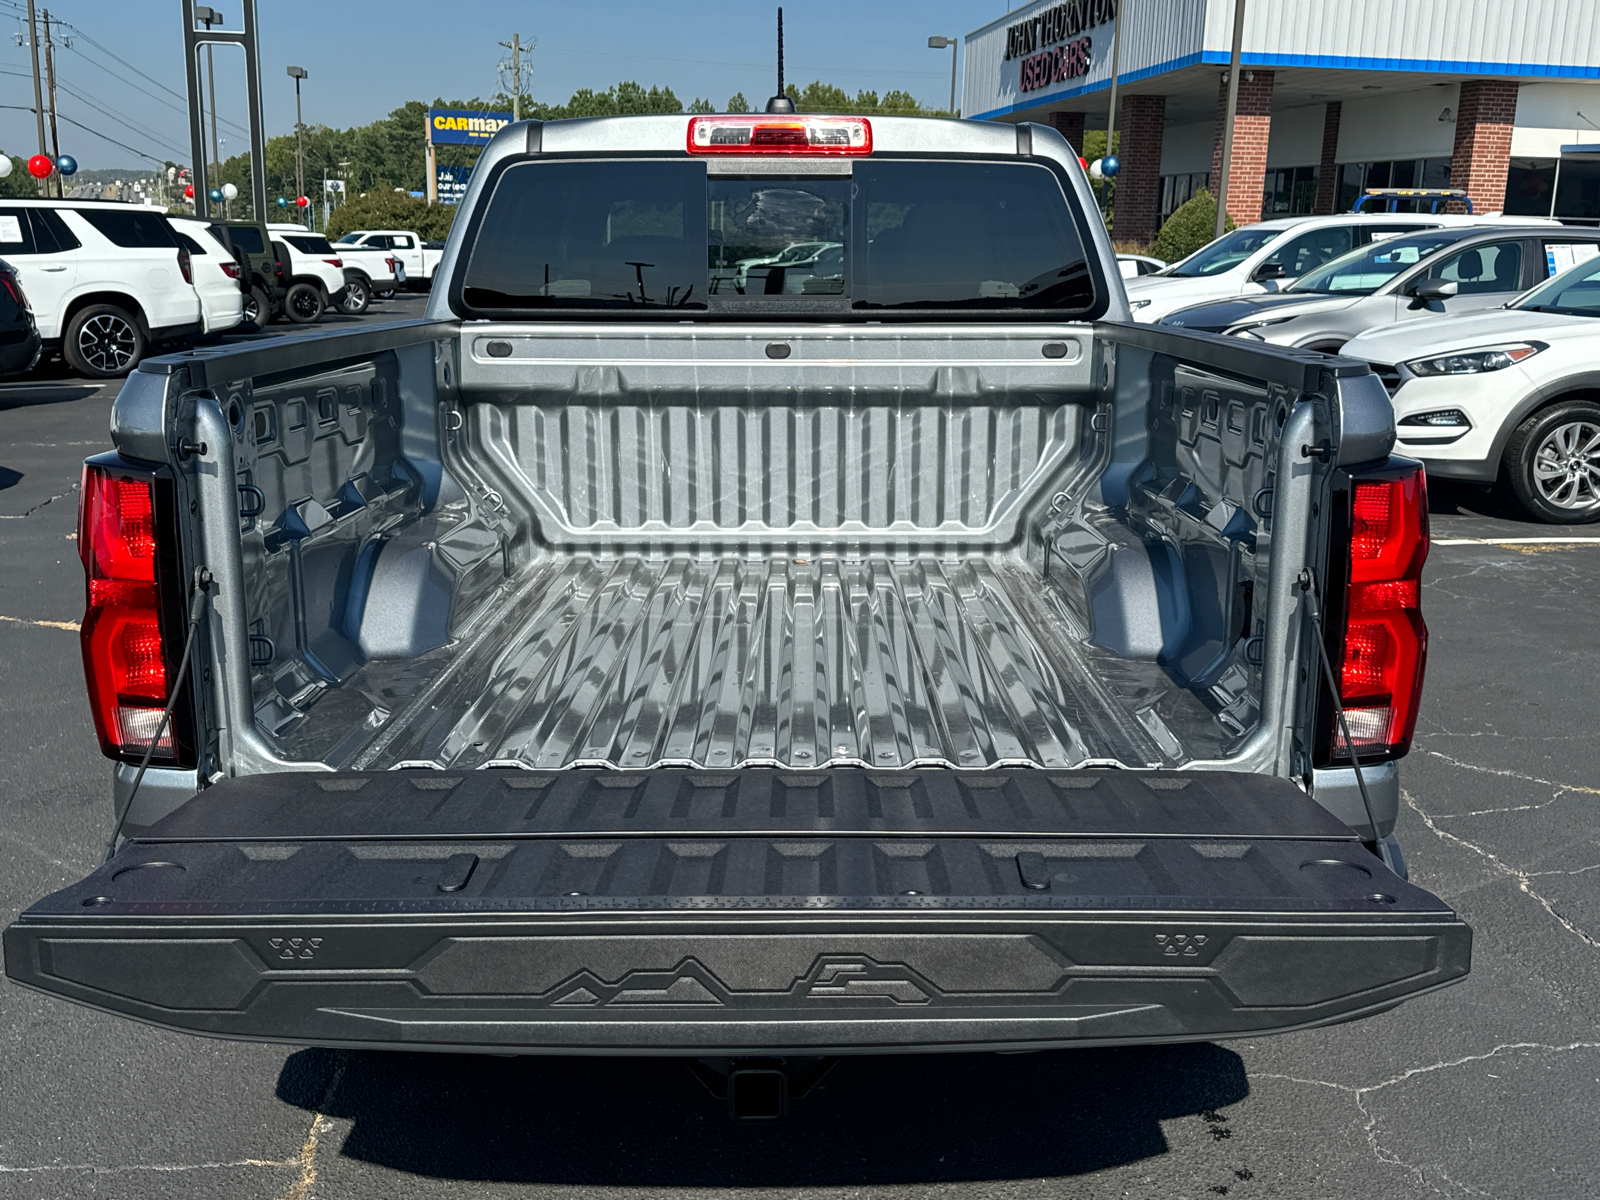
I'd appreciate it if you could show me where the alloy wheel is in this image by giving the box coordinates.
[1532,420,1600,510]
[78,314,138,374]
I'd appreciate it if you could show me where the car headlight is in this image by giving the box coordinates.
[1129,298,1152,310]
[1405,342,1544,376]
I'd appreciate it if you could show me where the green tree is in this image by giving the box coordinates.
[0,159,38,198]
[1149,189,1235,264]
[726,92,749,114]
[784,81,932,115]
[325,190,458,242]
[688,97,715,114]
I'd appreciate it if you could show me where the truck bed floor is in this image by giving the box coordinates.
[297,555,1202,772]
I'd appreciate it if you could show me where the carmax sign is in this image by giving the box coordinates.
[428,108,514,146]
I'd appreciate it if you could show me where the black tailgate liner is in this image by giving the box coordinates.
[5,769,1470,1054]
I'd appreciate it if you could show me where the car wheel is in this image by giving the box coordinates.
[1502,399,1600,524]
[63,304,144,378]
[337,277,370,315]
[240,285,270,332]
[374,288,395,300]
[284,281,324,324]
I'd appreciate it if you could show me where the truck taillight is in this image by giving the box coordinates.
[324,258,343,268]
[1317,460,1430,766]
[687,114,871,155]
[220,261,242,280]
[78,462,183,764]
[385,257,398,272]
[178,247,193,285]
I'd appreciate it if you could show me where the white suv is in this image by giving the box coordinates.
[1345,251,1600,523]
[1125,212,1559,324]
[266,224,349,323]
[0,199,203,377]
[167,217,245,337]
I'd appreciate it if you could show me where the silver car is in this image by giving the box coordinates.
[1160,227,1600,353]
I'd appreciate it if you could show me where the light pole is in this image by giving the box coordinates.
[286,65,307,207]
[927,36,958,116]
[194,7,223,193]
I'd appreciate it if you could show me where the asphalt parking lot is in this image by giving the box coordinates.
[1,307,1597,1199]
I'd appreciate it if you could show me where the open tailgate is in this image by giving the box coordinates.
[4,768,1469,1054]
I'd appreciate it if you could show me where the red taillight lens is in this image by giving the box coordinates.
[325,258,343,268]
[385,257,398,272]
[178,247,193,285]
[1324,464,1430,764]
[1,270,29,311]
[220,261,242,280]
[687,114,872,155]
[78,465,176,761]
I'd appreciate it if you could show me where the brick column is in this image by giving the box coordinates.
[1047,110,1085,155]
[1449,80,1519,213]
[1112,94,1166,244]
[1312,101,1342,214]
[1210,69,1275,227]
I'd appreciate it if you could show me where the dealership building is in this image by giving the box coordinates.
[963,0,1600,243]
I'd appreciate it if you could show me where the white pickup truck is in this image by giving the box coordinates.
[334,229,443,290]
[4,114,1469,1111]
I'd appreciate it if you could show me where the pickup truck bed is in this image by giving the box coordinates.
[5,113,1465,1060]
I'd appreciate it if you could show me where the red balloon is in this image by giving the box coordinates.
[295,195,309,208]
[184,184,195,198]
[1078,156,1088,170]
[27,154,52,179]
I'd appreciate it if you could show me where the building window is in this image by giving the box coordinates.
[1337,158,1452,212]
[1263,166,1320,217]
[1159,171,1210,221]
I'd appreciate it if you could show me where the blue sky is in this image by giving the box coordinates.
[0,0,1017,171]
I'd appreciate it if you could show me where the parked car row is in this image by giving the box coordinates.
[1127,203,1600,523]
[0,201,409,381]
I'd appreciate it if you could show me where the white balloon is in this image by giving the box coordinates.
[0,156,12,178]
[222,182,238,200]
[1088,158,1105,180]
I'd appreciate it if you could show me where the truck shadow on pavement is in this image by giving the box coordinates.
[277,1043,1248,1185]
[0,383,101,412]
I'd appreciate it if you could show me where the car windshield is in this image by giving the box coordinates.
[334,233,362,243]
[1515,253,1600,317]
[461,158,1096,315]
[1166,227,1284,277]
[1289,231,1469,295]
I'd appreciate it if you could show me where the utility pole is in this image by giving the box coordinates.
[24,1,46,187]
[498,33,534,121]
[1215,0,1248,239]
[287,65,307,202]
[40,9,62,198]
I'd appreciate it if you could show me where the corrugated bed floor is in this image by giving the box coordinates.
[315,556,1181,772]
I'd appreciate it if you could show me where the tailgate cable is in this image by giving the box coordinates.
[101,567,213,863]
[1297,567,1386,861]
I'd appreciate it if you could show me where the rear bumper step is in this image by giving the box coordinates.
[3,770,1472,1053]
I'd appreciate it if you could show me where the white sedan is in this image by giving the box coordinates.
[1343,251,1600,523]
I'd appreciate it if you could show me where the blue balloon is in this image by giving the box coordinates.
[276,196,288,207]
[208,187,224,203]
[1100,154,1121,178]
[55,154,76,176]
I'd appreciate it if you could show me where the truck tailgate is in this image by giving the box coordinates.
[4,769,1469,1054]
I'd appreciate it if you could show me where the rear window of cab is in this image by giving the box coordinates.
[458,158,1100,318]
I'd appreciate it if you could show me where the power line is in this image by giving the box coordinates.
[0,65,193,158]
[0,103,163,164]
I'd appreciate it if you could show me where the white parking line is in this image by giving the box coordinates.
[1433,537,1600,546]
[0,614,77,631]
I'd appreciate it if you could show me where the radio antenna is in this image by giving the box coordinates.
[766,7,795,113]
